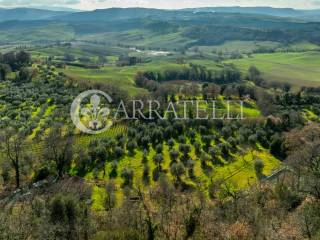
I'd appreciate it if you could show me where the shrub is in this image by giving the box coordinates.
[34,167,51,182]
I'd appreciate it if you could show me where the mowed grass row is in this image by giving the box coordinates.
[226,51,320,87]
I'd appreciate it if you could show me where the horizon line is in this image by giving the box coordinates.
[1,6,320,12]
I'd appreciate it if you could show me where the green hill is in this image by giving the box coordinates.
[1,8,320,48]
[0,8,69,22]
[225,51,320,87]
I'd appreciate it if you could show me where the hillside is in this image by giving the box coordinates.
[225,51,320,87]
[1,8,320,47]
[0,5,320,239]
[0,8,69,21]
[184,6,320,21]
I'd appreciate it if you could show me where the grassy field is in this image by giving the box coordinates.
[226,51,320,87]
[0,23,75,43]
[191,40,281,53]
[285,41,320,52]
[28,44,132,64]
[27,41,320,90]
[60,61,194,95]
[78,28,195,50]
[88,143,281,210]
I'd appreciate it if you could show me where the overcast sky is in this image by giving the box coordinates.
[1,0,320,10]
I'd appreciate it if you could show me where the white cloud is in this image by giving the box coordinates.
[0,0,80,7]
[1,0,320,10]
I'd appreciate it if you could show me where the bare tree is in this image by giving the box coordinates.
[136,186,157,240]
[44,124,73,179]
[0,128,25,189]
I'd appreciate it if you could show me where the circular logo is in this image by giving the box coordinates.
[71,90,113,134]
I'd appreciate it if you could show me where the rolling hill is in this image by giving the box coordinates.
[0,7,320,47]
[0,8,70,22]
[1,6,320,23]
[184,7,320,21]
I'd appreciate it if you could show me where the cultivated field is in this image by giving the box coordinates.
[60,61,191,95]
[226,51,320,87]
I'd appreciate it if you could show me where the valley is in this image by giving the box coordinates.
[0,5,320,240]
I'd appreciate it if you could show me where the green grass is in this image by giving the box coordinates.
[302,109,320,122]
[29,44,131,60]
[226,51,320,87]
[189,59,223,70]
[91,185,107,211]
[191,40,281,53]
[78,28,194,50]
[88,141,280,210]
[75,124,128,145]
[60,61,192,95]
[32,43,320,93]
[285,41,320,51]
[211,150,281,188]
[0,23,75,43]
[196,98,261,118]
[29,104,56,140]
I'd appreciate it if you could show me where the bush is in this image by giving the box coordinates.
[93,229,145,240]
[34,167,51,182]
[254,159,264,178]
[50,195,67,224]
[155,143,163,154]
[121,168,134,187]
[275,183,302,211]
[114,147,124,159]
